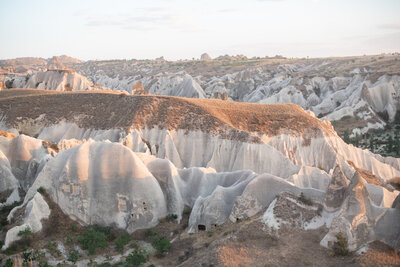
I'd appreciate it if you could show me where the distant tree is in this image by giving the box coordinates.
[386,136,394,153]
[369,137,374,152]
[394,137,400,155]
[343,130,350,144]
[353,133,360,146]
[333,232,349,256]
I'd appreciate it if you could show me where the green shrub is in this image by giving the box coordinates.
[92,224,115,241]
[65,232,73,244]
[130,243,139,249]
[114,233,130,253]
[4,259,13,267]
[3,245,17,255]
[39,261,50,267]
[77,228,108,255]
[166,214,178,222]
[125,250,147,267]
[37,187,46,194]
[145,230,157,238]
[45,241,61,257]
[18,227,32,236]
[207,231,213,237]
[333,232,349,256]
[68,249,80,263]
[152,237,171,254]
[22,251,33,263]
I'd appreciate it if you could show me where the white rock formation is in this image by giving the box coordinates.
[2,192,50,250]
[23,70,102,91]
[70,58,400,133]
[0,94,399,252]
[2,134,53,191]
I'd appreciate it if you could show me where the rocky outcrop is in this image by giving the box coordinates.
[47,56,65,70]
[0,92,399,252]
[20,70,104,91]
[2,192,50,249]
[324,165,349,211]
[131,81,149,95]
[200,53,212,61]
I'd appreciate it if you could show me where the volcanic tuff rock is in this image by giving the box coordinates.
[0,90,399,253]
[61,54,400,134]
[200,53,212,61]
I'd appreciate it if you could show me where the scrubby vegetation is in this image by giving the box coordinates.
[18,227,32,237]
[333,232,349,256]
[125,249,147,266]
[152,236,171,255]
[114,233,130,253]
[37,186,46,194]
[165,214,178,222]
[67,249,80,263]
[77,227,108,255]
[340,124,400,157]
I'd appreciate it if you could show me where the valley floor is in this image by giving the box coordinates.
[1,194,399,267]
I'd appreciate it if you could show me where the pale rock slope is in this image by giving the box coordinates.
[0,91,399,252]
[11,70,104,91]
[3,192,50,249]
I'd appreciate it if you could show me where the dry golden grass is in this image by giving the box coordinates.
[0,89,335,143]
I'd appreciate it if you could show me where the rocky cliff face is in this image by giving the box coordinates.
[0,90,399,253]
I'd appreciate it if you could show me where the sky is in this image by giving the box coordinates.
[0,0,399,60]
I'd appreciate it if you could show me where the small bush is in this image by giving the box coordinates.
[166,214,178,222]
[77,228,108,255]
[207,231,213,237]
[145,230,157,238]
[22,251,34,263]
[68,249,80,263]
[46,241,61,258]
[92,224,115,241]
[39,261,50,267]
[299,193,313,206]
[130,243,139,249]
[125,250,147,267]
[114,233,130,253]
[18,227,32,236]
[340,115,351,121]
[65,233,73,244]
[37,187,46,194]
[4,259,13,267]
[333,232,349,256]
[152,237,171,254]
[3,245,17,255]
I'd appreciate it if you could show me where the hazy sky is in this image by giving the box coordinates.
[0,0,399,60]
